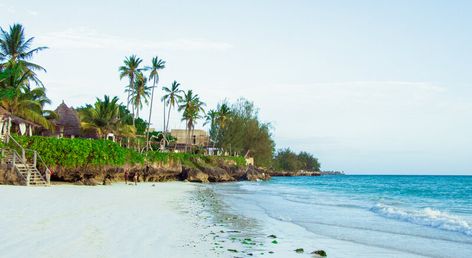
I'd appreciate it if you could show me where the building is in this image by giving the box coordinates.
[170,129,210,151]
[43,101,81,138]
[0,106,41,138]
[53,102,81,138]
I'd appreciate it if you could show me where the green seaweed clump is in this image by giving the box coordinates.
[311,250,327,257]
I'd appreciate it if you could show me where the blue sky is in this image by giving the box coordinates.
[2,0,472,174]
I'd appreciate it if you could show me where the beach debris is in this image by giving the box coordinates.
[294,248,304,253]
[268,251,274,254]
[228,249,238,253]
[311,250,327,257]
[271,240,278,244]
[267,234,277,238]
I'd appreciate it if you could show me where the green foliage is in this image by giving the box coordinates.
[145,151,246,167]
[216,98,274,167]
[13,135,143,168]
[273,148,321,172]
[12,135,242,169]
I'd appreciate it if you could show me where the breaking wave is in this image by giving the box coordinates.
[370,203,472,237]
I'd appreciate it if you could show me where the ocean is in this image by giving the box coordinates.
[211,175,472,258]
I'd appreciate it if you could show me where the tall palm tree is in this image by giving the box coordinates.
[145,56,165,149]
[162,81,182,132]
[119,55,143,115]
[178,90,205,152]
[0,23,47,86]
[127,72,151,126]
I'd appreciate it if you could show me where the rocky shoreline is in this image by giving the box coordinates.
[1,156,341,186]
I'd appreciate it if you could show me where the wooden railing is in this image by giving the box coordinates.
[3,134,50,185]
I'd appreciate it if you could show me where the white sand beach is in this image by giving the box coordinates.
[0,183,215,258]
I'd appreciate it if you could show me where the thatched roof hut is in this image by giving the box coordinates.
[0,106,41,127]
[53,101,81,137]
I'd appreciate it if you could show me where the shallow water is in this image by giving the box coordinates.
[211,175,472,258]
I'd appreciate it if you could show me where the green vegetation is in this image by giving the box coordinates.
[178,89,206,151]
[273,148,321,172]
[207,99,274,167]
[0,24,55,129]
[12,135,244,168]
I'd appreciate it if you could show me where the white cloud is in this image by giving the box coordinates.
[37,27,233,51]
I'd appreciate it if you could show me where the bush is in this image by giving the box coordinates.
[12,135,246,169]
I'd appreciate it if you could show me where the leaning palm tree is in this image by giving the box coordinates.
[144,56,165,149]
[161,80,182,132]
[0,23,47,86]
[119,55,143,113]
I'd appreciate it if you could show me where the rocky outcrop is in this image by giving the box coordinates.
[45,158,271,185]
[180,167,209,183]
[0,167,22,185]
[240,166,271,181]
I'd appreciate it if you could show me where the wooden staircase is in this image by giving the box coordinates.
[1,135,50,186]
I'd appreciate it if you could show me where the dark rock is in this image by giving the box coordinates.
[311,250,327,257]
[294,248,304,253]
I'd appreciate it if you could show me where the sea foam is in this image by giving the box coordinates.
[370,203,472,237]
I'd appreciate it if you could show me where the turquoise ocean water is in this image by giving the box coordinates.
[212,175,472,257]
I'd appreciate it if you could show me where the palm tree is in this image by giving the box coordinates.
[178,90,205,152]
[216,102,232,129]
[119,55,143,117]
[204,102,232,148]
[0,24,47,86]
[127,72,151,125]
[145,56,165,149]
[162,81,182,132]
[78,95,135,138]
[204,109,219,145]
[0,61,54,129]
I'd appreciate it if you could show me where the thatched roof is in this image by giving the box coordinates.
[54,101,81,136]
[0,106,41,127]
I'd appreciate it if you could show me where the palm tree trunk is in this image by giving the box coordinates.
[184,121,188,152]
[127,75,134,110]
[146,77,157,151]
[166,104,172,132]
[163,100,166,132]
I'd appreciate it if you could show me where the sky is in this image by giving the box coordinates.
[2,0,472,174]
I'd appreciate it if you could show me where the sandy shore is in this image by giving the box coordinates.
[0,182,217,258]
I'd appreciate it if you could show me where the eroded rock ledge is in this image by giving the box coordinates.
[46,158,271,186]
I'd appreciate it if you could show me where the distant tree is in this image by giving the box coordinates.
[216,98,274,166]
[178,90,205,152]
[273,148,302,171]
[273,149,321,172]
[162,81,182,132]
[298,151,321,171]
